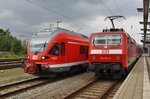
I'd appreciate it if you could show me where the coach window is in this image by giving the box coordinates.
[80,46,85,54]
[49,43,59,55]
[85,46,88,58]
[61,42,65,56]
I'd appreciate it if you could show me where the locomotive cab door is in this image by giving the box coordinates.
[49,42,66,64]
[48,42,60,63]
[49,42,59,55]
[60,42,66,63]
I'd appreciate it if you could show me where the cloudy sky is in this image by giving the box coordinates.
[0,0,143,44]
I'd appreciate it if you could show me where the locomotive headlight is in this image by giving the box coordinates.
[41,56,49,60]
[27,56,30,59]
[41,56,46,60]
[116,56,120,60]
[92,56,96,60]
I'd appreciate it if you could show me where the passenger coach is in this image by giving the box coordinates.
[24,28,89,76]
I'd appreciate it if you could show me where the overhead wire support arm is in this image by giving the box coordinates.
[105,16,126,29]
[137,1,150,47]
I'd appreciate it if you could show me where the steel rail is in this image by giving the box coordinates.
[64,79,122,99]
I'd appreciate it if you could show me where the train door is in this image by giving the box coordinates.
[85,46,88,59]
[49,42,66,63]
[49,42,59,55]
[60,42,66,63]
[48,42,60,63]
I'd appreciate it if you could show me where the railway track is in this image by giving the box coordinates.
[64,79,123,99]
[0,77,41,98]
[0,71,88,98]
[0,58,26,70]
[0,76,64,98]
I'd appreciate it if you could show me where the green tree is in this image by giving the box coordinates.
[0,29,12,51]
[0,28,26,56]
[20,40,27,54]
[11,37,22,54]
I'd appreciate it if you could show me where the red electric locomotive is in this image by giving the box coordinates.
[24,28,89,76]
[88,28,141,77]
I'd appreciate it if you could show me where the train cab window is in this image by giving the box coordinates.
[93,35,122,45]
[61,42,65,56]
[49,43,59,55]
[93,35,106,45]
[107,35,122,44]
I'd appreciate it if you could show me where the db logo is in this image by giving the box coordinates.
[32,55,38,60]
[102,50,109,54]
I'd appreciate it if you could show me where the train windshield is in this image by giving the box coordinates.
[29,31,52,53]
[93,34,122,45]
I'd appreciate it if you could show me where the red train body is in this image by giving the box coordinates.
[24,28,89,76]
[88,29,142,77]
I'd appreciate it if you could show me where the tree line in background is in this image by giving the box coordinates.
[0,28,26,57]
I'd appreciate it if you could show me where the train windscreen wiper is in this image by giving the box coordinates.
[34,41,47,55]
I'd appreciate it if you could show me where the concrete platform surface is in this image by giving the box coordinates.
[113,55,150,99]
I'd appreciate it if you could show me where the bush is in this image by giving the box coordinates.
[0,28,27,58]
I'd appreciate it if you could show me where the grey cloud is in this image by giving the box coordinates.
[0,0,143,41]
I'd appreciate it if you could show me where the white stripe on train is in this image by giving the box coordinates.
[41,60,88,68]
[91,49,122,54]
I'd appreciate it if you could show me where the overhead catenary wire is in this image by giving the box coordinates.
[54,0,102,32]
[54,0,90,29]
[112,0,136,33]
[113,0,124,15]
[98,0,139,42]
[98,0,125,28]
[98,0,115,15]
[26,0,99,31]
[55,0,86,19]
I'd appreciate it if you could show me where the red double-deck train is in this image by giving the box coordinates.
[88,28,142,77]
[24,28,89,76]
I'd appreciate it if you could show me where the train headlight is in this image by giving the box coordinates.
[41,56,49,60]
[27,56,30,59]
[41,56,46,60]
[116,56,120,60]
[92,56,96,60]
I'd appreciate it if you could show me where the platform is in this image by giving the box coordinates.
[113,54,150,99]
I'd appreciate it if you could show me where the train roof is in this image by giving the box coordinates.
[102,28,124,32]
[33,27,88,39]
[57,28,89,39]
[92,29,126,36]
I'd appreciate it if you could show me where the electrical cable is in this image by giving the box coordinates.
[26,0,99,31]
[98,0,125,28]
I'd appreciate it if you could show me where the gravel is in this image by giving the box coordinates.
[8,72,95,99]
